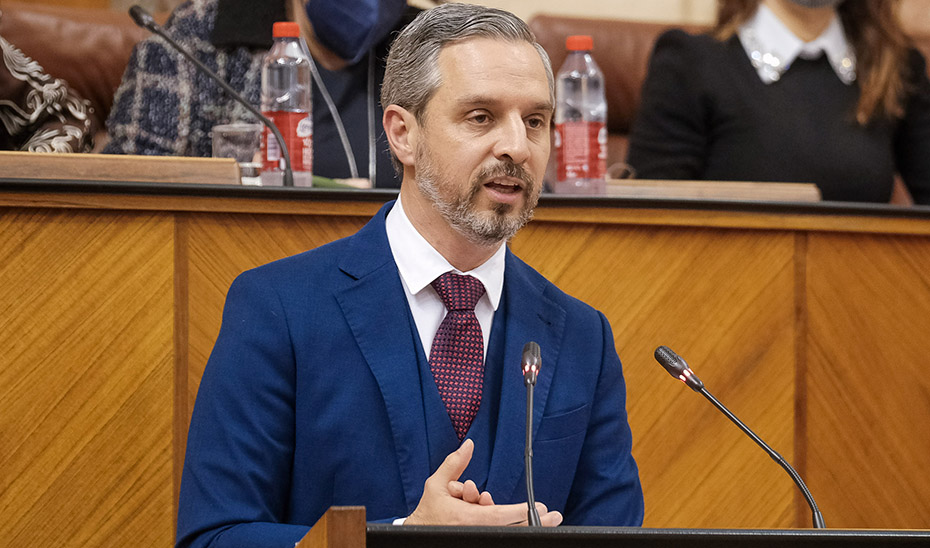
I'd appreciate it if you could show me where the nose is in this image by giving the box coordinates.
[493,114,531,165]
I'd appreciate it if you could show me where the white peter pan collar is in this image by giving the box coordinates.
[738,3,856,85]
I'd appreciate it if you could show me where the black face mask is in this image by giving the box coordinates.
[304,0,407,65]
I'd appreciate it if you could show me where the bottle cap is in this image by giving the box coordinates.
[566,35,594,51]
[273,22,300,38]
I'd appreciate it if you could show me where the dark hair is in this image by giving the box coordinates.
[714,0,911,124]
[381,2,554,121]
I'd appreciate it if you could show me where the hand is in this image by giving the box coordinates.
[405,439,563,527]
[448,479,494,506]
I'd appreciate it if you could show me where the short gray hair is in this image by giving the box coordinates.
[381,3,554,173]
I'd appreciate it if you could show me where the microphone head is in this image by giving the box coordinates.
[654,345,704,391]
[654,345,684,373]
[522,341,541,386]
[129,5,158,31]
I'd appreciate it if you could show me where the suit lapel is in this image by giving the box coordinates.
[332,208,568,509]
[334,202,430,513]
[487,249,566,502]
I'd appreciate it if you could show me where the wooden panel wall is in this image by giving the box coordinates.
[3,192,930,545]
[805,233,930,528]
[511,222,799,527]
[0,208,176,547]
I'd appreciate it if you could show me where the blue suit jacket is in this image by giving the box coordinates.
[176,202,643,548]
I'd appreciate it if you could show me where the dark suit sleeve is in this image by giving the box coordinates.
[626,29,709,180]
[895,48,930,205]
[176,270,310,548]
[562,311,644,526]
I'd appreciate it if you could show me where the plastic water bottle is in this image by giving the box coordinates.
[261,21,313,187]
[553,35,607,195]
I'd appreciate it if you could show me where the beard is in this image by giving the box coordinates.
[414,141,540,247]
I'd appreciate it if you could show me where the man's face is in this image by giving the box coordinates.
[413,38,553,246]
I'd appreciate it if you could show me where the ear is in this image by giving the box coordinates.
[383,105,418,168]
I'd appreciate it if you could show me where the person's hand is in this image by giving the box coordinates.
[405,439,563,526]
[448,478,494,506]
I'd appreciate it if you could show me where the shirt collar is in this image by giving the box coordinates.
[385,197,505,310]
[738,3,856,85]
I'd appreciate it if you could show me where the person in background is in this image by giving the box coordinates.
[0,10,96,153]
[104,0,416,188]
[175,4,643,547]
[627,0,930,204]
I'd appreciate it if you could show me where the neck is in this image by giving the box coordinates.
[399,183,502,273]
[764,0,836,42]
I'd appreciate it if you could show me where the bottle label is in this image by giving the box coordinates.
[262,111,313,173]
[555,121,606,181]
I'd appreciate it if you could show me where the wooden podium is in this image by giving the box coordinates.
[4,157,930,546]
[298,507,367,548]
[0,151,240,185]
[300,507,930,547]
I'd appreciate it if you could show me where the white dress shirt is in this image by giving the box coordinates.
[384,196,505,361]
[738,3,857,85]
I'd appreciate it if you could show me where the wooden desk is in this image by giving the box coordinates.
[298,507,930,548]
[2,181,929,546]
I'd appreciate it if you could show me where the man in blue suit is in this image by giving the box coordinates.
[176,4,644,547]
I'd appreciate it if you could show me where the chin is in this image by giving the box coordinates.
[489,201,516,216]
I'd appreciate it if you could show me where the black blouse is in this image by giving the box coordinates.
[627,30,930,204]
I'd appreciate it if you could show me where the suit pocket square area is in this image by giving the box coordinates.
[535,403,590,443]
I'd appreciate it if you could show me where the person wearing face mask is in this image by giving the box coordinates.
[103,0,415,188]
[626,0,930,204]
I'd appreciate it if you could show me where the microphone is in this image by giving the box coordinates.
[521,342,542,527]
[654,345,826,529]
[128,5,295,187]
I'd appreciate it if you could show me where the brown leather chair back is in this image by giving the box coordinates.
[0,2,155,138]
[529,14,706,166]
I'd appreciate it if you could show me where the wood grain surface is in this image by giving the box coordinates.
[3,189,930,546]
[0,208,176,547]
[0,152,240,186]
[606,179,821,201]
[297,506,367,548]
[511,222,799,527]
[805,233,930,528]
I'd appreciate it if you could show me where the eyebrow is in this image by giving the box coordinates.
[534,102,556,114]
[457,95,554,114]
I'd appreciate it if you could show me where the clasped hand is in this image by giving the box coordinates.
[405,439,563,526]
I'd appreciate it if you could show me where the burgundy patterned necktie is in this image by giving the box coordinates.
[429,272,486,441]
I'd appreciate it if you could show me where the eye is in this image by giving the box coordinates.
[467,111,491,125]
[526,116,546,130]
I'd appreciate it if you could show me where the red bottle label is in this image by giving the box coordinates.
[555,121,606,181]
[261,111,313,172]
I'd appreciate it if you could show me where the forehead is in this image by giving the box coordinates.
[431,37,552,112]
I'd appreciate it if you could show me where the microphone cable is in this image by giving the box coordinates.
[300,40,366,182]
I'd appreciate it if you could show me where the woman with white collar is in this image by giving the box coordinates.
[627,0,930,204]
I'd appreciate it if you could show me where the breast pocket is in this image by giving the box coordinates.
[532,404,591,508]
[535,403,590,442]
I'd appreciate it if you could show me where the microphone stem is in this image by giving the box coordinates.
[525,382,541,527]
[147,23,295,186]
[699,387,826,528]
